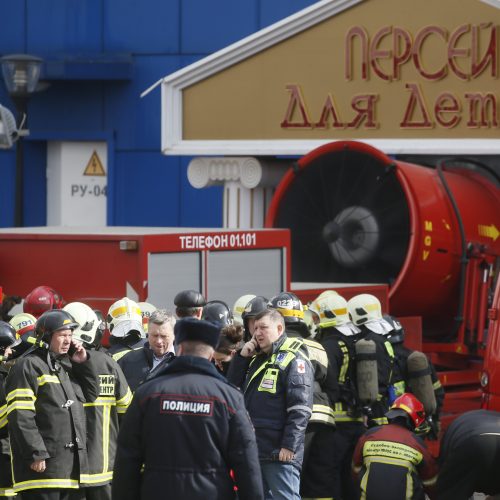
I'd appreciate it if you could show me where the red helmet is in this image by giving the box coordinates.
[387,393,426,428]
[24,286,64,318]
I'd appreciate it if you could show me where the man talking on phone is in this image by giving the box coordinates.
[228,308,314,500]
[6,309,99,500]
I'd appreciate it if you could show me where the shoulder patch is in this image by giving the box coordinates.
[296,359,306,374]
[276,352,287,364]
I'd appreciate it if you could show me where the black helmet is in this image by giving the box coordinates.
[384,314,405,344]
[268,292,305,324]
[35,310,79,342]
[202,300,233,327]
[241,296,268,335]
[0,321,21,354]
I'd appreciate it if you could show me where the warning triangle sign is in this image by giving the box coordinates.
[83,151,106,176]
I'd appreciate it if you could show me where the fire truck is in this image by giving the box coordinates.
[0,140,498,429]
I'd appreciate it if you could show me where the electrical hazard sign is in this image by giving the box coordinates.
[83,151,106,176]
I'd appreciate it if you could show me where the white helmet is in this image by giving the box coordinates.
[309,290,339,318]
[107,297,145,338]
[316,293,350,328]
[232,294,256,325]
[138,301,157,334]
[347,294,382,326]
[63,302,102,345]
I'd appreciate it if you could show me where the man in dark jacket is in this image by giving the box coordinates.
[228,308,313,500]
[6,309,99,500]
[437,409,500,499]
[112,318,263,500]
[118,309,176,391]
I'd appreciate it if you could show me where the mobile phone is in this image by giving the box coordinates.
[68,342,77,357]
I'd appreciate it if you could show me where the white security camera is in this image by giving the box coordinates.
[0,104,18,149]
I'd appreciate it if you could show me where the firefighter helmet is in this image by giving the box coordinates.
[138,302,157,334]
[347,294,382,326]
[315,293,350,328]
[0,321,21,353]
[35,309,79,342]
[386,393,426,429]
[24,286,64,318]
[107,298,145,338]
[202,300,234,327]
[9,313,37,340]
[63,302,103,346]
[241,296,268,335]
[268,292,305,324]
[232,294,256,325]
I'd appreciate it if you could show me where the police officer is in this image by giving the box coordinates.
[315,292,365,500]
[348,294,396,426]
[229,308,313,500]
[437,409,500,499]
[268,292,336,500]
[352,393,438,500]
[106,298,146,362]
[63,302,132,500]
[173,289,206,319]
[6,309,99,499]
[0,321,21,498]
[113,318,263,500]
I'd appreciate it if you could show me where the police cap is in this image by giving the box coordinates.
[174,290,206,308]
[174,318,220,349]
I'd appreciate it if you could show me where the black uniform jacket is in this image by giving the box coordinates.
[113,355,264,500]
[82,349,132,487]
[228,334,314,470]
[6,349,99,493]
[352,423,438,500]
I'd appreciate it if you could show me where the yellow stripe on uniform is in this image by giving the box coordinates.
[80,471,113,485]
[37,374,60,386]
[13,478,79,491]
[7,389,35,403]
[7,401,36,415]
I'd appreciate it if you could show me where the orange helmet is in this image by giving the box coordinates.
[24,286,64,318]
[386,393,426,428]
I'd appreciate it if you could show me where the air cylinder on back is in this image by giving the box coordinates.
[407,350,437,415]
[356,339,379,405]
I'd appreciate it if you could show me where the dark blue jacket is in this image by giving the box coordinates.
[228,334,313,470]
[112,356,263,500]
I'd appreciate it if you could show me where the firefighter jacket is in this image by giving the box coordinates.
[112,355,264,500]
[5,349,99,494]
[81,349,132,487]
[107,337,146,362]
[229,334,314,470]
[117,343,175,392]
[286,329,335,427]
[318,327,364,424]
[0,365,14,497]
[352,422,438,500]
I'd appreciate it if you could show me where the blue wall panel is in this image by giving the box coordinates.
[0,0,26,53]
[112,151,181,226]
[181,0,259,54]
[27,0,103,55]
[104,0,180,54]
[23,141,47,226]
[179,157,222,228]
[0,151,16,227]
[106,55,180,151]
[260,0,317,27]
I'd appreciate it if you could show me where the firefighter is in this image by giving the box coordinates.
[384,314,444,433]
[9,312,38,357]
[23,285,64,319]
[0,321,21,498]
[347,294,396,426]
[315,292,364,500]
[113,318,263,500]
[437,409,500,499]
[232,294,256,325]
[173,289,206,319]
[228,308,313,500]
[106,298,146,362]
[268,292,336,500]
[6,309,99,499]
[63,302,132,500]
[352,393,438,500]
